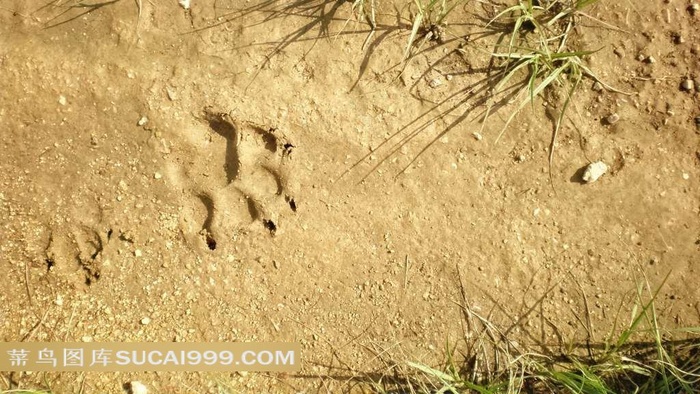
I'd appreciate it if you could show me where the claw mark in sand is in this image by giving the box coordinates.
[168,107,300,251]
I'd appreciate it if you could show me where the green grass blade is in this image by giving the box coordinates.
[404,11,423,60]
[615,272,671,349]
[528,60,539,109]
[436,0,464,25]
[486,4,524,28]
[495,64,564,142]
[577,0,600,10]
[408,361,456,382]
[492,53,534,89]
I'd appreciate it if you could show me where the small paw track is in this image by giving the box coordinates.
[166,107,299,251]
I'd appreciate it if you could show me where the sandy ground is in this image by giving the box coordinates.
[0,0,699,392]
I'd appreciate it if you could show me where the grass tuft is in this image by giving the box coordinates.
[342,0,378,50]
[477,0,632,188]
[403,0,465,60]
[391,273,700,394]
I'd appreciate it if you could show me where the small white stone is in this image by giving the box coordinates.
[134,249,143,257]
[582,161,608,183]
[128,381,149,394]
[166,87,177,101]
[682,173,690,180]
[428,78,442,88]
[58,95,67,106]
[137,116,148,126]
[606,113,620,125]
[472,132,483,141]
[666,104,675,116]
[178,0,190,10]
[154,172,162,179]
[681,79,695,91]
[55,295,64,306]
[140,317,151,325]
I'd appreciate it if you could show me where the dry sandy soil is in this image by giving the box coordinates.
[1,0,699,392]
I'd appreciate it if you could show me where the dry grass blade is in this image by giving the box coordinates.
[403,274,699,394]
[473,0,638,190]
[404,5,423,60]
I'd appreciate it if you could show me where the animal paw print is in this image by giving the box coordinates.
[44,225,111,287]
[169,107,299,251]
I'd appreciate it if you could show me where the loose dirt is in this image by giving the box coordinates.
[0,0,698,392]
